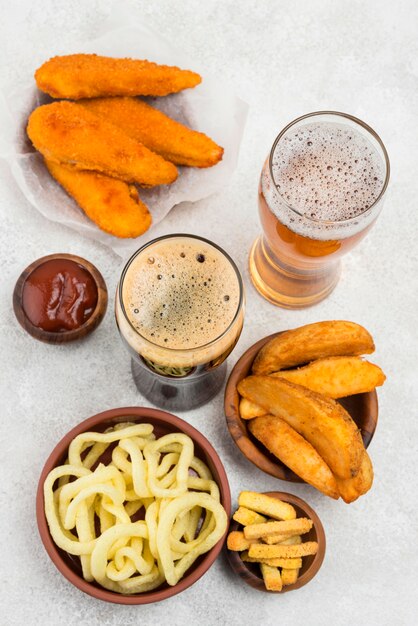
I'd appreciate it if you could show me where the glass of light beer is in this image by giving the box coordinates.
[250,111,390,308]
[116,234,244,411]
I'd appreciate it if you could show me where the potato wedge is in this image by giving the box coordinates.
[273,356,385,398]
[239,397,267,420]
[238,376,364,479]
[252,321,375,375]
[336,450,374,503]
[248,415,340,498]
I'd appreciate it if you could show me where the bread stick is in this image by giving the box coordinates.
[241,551,302,569]
[244,518,312,540]
[281,568,299,586]
[263,534,302,545]
[232,507,266,526]
[227,531,258,552]
[249,541,318,559]
[260,563,282,591]
[238,491,296,521]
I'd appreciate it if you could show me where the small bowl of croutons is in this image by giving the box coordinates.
[225,491,325,592]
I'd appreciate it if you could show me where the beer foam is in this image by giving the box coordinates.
[122,237,241,351]
[263,121,386,240]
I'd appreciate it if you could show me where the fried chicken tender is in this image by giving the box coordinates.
[80,97,223,168]
[35,54,202,99]
[27,101,178,186]
[45,160,152,238]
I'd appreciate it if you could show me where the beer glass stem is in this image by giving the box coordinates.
[249,235,341,308]
[130,357,228,411]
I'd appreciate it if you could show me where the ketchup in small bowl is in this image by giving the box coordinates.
[13,254,107,343]
[22,259,98,332]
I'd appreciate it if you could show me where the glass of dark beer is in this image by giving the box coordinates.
[116,234,244,411]
[250,111,390,308]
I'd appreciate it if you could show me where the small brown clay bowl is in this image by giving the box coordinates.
[225,491,325,592]
[13,253,108,344]
[225,332,378,482]
[36,406,231,604]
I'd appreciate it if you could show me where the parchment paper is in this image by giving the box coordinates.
[0,4,248,257]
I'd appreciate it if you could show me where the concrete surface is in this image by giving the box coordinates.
[0,1,417,625]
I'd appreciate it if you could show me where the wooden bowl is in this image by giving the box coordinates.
[225,332,378,482]
[36,406,231,604]
[13,253,108,344]
[225,491,325,592]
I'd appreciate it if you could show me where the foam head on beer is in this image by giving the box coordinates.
[264,121,386,240]
[119,236,242,366]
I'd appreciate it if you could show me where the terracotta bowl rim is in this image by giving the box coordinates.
[13,253,108,343]
[36,406,231,604]
[225,491,326,593]
[224,331,378,483]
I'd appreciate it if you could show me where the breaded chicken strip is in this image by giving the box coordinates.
[35,54,202,99]
[45,160,152,238]
[80,97,223,168]
[27,102,178,186]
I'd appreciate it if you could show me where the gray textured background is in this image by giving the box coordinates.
[1,1,417,625]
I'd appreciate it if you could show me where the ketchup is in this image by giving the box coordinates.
[22,259,98,332]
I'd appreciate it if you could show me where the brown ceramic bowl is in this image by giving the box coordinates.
[36,406,231,604]
[225,491,325,592]
[225,332,378,482]
[13,253,108,344]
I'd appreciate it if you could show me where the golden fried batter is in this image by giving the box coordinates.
[45,160,152,238]
[35,54,202,99]
[27,102,178,186]
[80,97,223,168]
